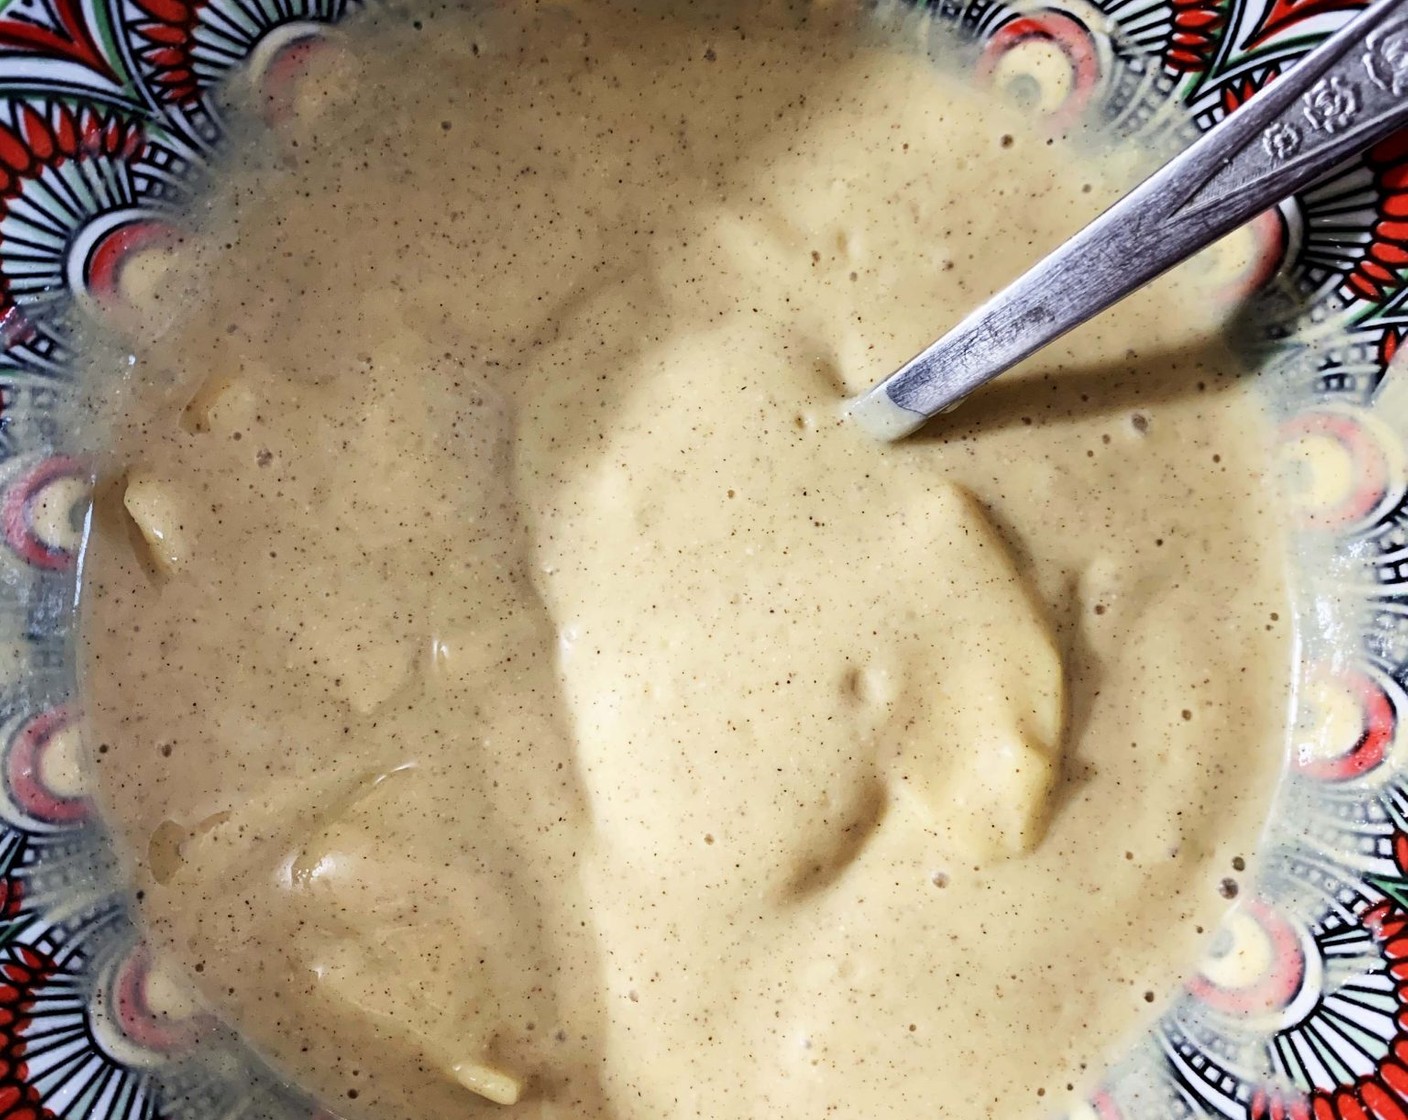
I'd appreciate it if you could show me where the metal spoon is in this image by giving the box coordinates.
[849,0,1408,441]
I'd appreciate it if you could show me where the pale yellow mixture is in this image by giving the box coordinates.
[82,3,1289,1118]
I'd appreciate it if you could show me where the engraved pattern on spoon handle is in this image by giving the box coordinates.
[1178,0,1408,218]
[853,0,1408,439]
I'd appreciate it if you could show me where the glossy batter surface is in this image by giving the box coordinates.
[81,3,1289,1117]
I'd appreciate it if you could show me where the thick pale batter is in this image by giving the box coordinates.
[81,3,1290,1118]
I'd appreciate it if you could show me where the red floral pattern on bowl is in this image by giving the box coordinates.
[0,1,1399,1117]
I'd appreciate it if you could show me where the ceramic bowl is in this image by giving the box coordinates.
[0,1,1402,1118]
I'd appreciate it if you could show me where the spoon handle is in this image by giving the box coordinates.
[850,0,1408,440]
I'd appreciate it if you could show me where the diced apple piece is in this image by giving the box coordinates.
[451,1063,521,1106]
[123,474,192,574]
[184,376,258,435]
